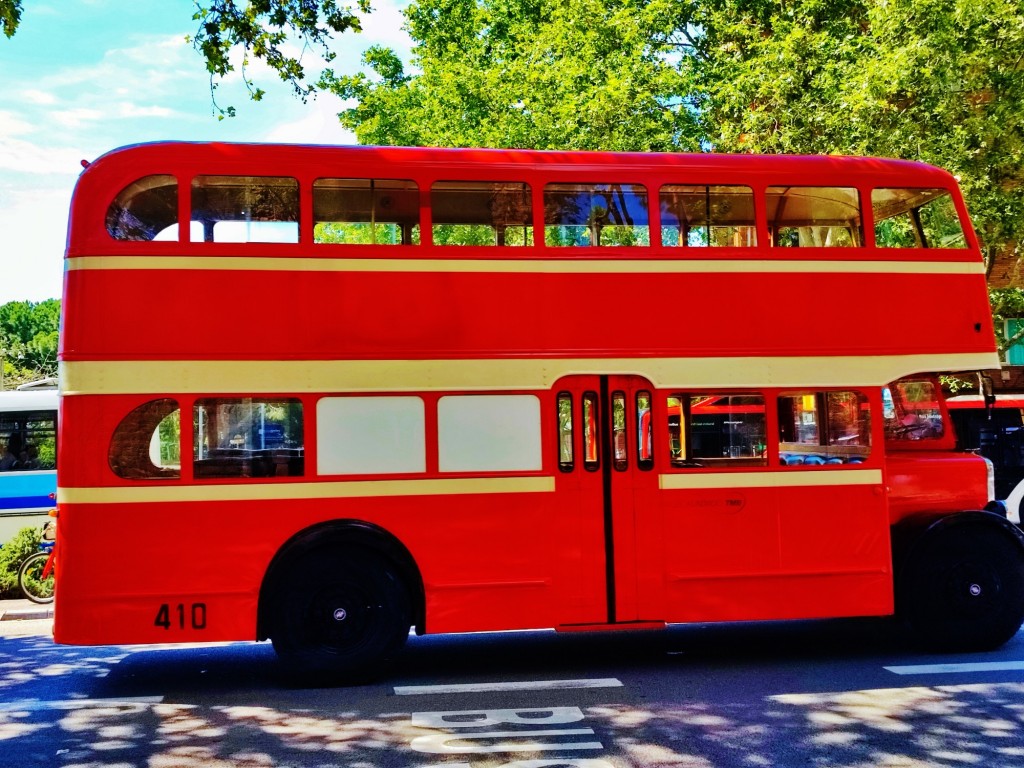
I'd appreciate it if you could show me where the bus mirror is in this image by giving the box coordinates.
[983,374,996,418]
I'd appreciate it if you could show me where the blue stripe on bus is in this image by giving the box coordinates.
[0,471,56,511]
[0,495,55,511]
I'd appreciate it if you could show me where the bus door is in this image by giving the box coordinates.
[645,389,894,624]
[554,375,660,626]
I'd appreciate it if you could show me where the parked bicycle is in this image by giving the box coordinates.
[18,516,56,604]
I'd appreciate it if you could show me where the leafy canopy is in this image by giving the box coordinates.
[0,299,59,387]
[320,0,1024,271]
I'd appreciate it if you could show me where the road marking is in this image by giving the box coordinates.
[395,678,623,695]
[884,661,1024,675]
[0,696,164,713]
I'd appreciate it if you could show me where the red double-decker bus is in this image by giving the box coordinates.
[56,142,1024,682]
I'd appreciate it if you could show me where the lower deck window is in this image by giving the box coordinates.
[317,396,425,475]
[778,391,871,465]
[194,399,303,478]
[438,395,542,472]
[109,399,180,479]
[669,394,767,467]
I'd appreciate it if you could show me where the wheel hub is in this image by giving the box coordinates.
[333,608,348,621]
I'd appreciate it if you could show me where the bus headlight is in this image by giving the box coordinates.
[984,456,996,503]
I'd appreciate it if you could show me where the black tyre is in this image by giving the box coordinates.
[267,546,412,685]
[18,552,55,604]
[899,525,1024,651]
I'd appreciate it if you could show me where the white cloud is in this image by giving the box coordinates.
[361,0,413,52]
[263,93,357,145]
[50,107,106,129]
[0,135,87,175]
[0,185,71,303]
[0,110,34,137]
[21,90,57,106]
[114,103,177,119]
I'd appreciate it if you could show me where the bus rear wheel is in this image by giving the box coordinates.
[268,546,412,685]
[899,525,1024,652]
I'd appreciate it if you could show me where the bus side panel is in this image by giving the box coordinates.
[61,268,991,363]
[886,453,990,523]
[649,480,892,622]
[53,487,602,645]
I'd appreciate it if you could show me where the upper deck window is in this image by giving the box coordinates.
[191,176,299,243]
[314,178,420,245]
[544,183,649,246]
[431,181,533,246]
[872,188,967,249]
[766,186,862,247]
[106,175,178,241]
[660,185,756,247]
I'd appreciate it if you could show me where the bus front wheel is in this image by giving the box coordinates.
[267,546,412,685]
[899,525,1024,652]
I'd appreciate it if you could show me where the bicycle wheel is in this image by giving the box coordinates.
[19,551,55,604]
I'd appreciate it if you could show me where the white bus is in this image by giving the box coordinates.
[0,383,57,542]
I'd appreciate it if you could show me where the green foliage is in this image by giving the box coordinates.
[0,526,41,599]
[187,0,371,117]
[317,0,1024,269]
[0,0,20,38]
[990,287,1024,356]
[321,0,700,151]
[0,299,59,388]
[690,0,1024,267]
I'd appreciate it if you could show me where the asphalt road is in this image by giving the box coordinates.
[2,616,1023,767]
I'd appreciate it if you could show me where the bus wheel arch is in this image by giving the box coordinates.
[258,520,424,683]
[893,511,1024,652]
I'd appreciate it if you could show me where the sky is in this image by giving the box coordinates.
[0,0,412,304]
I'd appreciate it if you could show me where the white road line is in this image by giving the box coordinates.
[884,661,1024,675]
[395,678,624,695]
[0,696,164,713]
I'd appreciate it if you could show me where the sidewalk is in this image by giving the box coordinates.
[0,598,54,622]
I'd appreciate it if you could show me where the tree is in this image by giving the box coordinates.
[1,0,370,117]
[0,299,59,388]
[686,0,1024,276]
[321,0,1024,275]
[0,0,20,38]
[322,0,700,151]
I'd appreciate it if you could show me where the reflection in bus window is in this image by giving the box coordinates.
[106,175,178,241]
[636,390,653,469]
[191,176,299,243]
[432,181,533,246]
[109,399,180,480]
[778,391,870,465]
[583,392,600,470]
[557,392,574,472]
[194,398,304,478]
[872,188,967,249]
[314,178,420,245]
[884,379,945,441]
[766,186,862,247]
[669,394,767,467]
[612,391,628,471]
[660,185,756,247]
[544,183,649,246]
